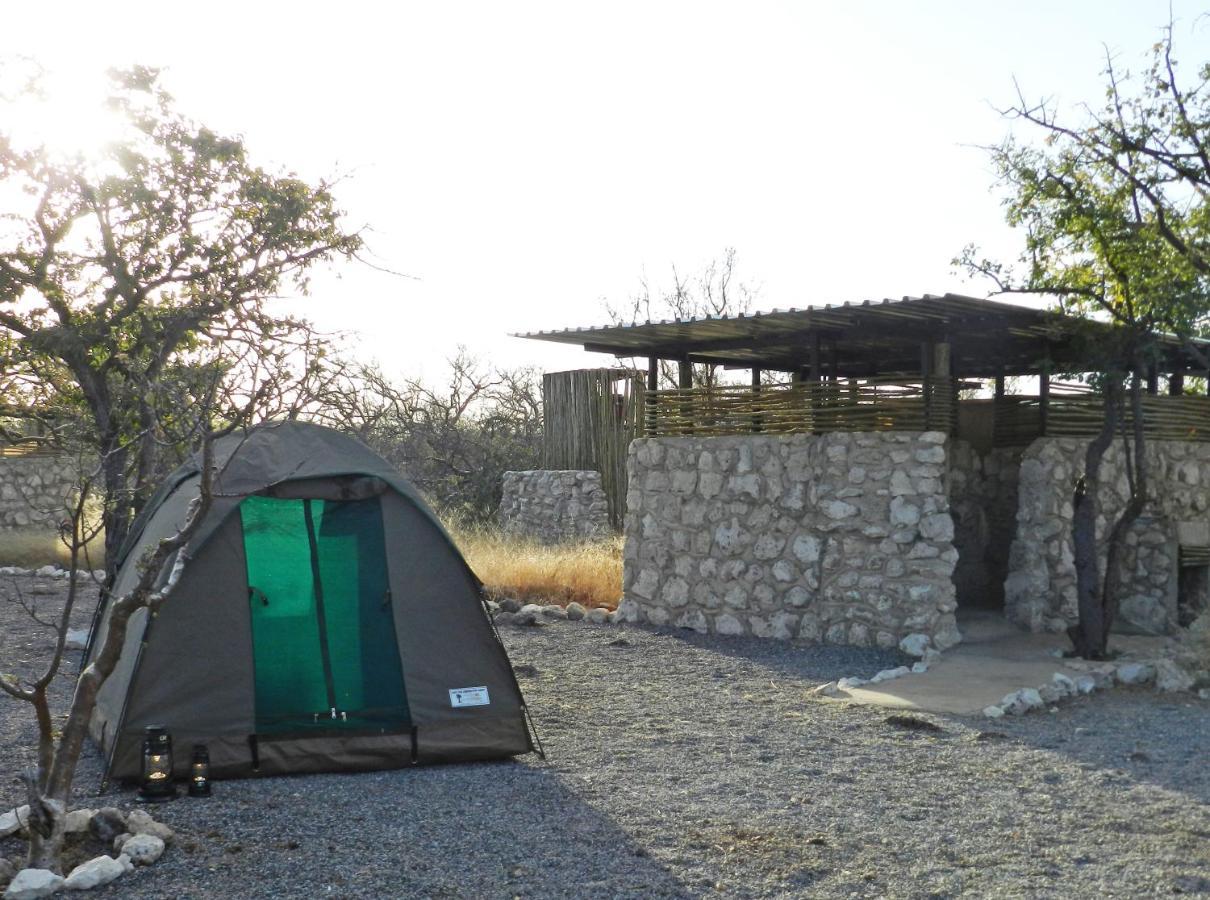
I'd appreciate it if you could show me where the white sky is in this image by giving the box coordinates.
[3,1,1208,381]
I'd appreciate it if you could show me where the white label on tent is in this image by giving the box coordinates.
[449,686,490,708]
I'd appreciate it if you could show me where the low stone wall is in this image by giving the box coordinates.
[620,432,961,649]
[0,454,79,530]
[499,470,611,543]
[1005,437,1210,634]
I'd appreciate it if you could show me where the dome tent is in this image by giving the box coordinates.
[86,422,536,781]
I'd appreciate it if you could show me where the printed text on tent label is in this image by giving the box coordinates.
[449,686,490,708]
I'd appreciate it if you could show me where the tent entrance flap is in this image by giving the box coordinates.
[241,495,410,734]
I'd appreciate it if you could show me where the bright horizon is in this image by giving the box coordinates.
[3,1,1207,382]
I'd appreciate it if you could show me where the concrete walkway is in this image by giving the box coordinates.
[839,611,1168,715]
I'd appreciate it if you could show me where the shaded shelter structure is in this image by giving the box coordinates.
[87,422,536,782]
[521,294,1210,647]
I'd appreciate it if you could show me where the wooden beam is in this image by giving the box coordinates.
[1039,372,1050,436]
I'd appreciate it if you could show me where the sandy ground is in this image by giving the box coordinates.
[0,576,1207,899]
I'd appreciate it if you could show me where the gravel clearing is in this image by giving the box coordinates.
[0,576,1208,898]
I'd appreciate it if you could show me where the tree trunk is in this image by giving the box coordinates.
[21,772,65,874]
[1069,381,1121,659]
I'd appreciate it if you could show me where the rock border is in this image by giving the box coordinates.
[1,806,172,897]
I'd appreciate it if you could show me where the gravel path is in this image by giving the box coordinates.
[0,576,1208,898]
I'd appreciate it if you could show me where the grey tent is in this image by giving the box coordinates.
[86,422,536,781]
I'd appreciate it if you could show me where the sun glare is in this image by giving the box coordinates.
[1,65,127,163]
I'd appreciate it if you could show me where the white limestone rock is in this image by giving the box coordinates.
[810,681,839,697]
[836,676,868,690]
[3,869,64,899]
[1154,658,1195,693]
[126,809,174,843]
[64,629,89,651]
[1051,672,1077,697]
[0,805,29,838]
[539,605,567,620]
[63,808,95,834]
[982,705,1005,718]
[714,614,744,636]
[585,607,609,625]
[120,833,165,866]
[911,661,929,674]
[564,602,586,621]
[1115,662,1155,686]
[870,666,911,684]
[64,855,126,891]
[898,633,931,657]
[1074,674,1097,695]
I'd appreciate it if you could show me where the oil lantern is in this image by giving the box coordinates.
[188,744,212,797]
[136,724,176,803]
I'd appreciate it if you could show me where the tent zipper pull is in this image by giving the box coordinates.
[330,708,337,719]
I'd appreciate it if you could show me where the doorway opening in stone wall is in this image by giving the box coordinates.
[947,414,1025,617]
[1178,547,1210,628]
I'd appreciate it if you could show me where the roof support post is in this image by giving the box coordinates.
[1147,365,1160,395]
[933,341,952,434]
[645,358,659,437]
[1171,367,1185,396]
[677,359,693,436]
[751,366,763,434]
[994,370,1006,399]
[921,341,934,430]
[807,332,822,432]
[1039,371,1050,437]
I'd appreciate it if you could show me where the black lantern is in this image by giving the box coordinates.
[188,744,212,798]
[136,725,176,803]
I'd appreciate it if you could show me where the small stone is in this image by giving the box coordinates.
[0,806,29,839]
[539,605,567,621]
[870,666,911,684]
[1200,688,1210,701]
[982,705,1005,718]
[113,833,133,852]
[1154,658,1195,693]
[837,676,868,690]
[4,869,64,899]
[1115,662,1155,686]
[810,681,839,697]
[64,855,127,891]
[911,662,929,674]
[499,598,523,613]
[1074,674,1097,695]
[898,633,931,657]
[564,602,586,621]
[0,861,12,889]
[614,599,642,624]
[63,808,95,834]
[714,614,744,636]
[125,808,174,841]
[923,648,942,664]
[581,607,607,624]
[1037,683,1064,704]
[1051,673,1077,696]
[63,628,89,651]
[89,808,125,841]
[121,833,165,866]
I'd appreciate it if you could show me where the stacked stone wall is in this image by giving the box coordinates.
[621,432,961,649]
[0,455,79,531]
[499,470,611,543]
[1006,437,1210,634]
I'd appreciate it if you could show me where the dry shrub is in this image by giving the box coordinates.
[450,522,623,610]
[0,529,106,569]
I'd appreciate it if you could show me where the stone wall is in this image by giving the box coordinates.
[620,432,962,649]
[0,454,79,531]
[1005,437,1210,634]
[948,442,1024,610]
[499,470,611,543]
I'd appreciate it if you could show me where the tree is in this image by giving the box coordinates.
[0,67,361,578]
[1,409,222,873]
[605,248,760,388]
[958,22,1210,657]
[312,349,544,522]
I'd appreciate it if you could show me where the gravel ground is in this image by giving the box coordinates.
[0,576,1208,898]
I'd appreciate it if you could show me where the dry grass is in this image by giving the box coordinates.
[452,524,623,610]
[0,529,106,569]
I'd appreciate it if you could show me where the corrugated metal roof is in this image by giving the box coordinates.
[516,293,1208,378]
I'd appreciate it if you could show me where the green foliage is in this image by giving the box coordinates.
[0,68,362,563]
[957,28,1210,366]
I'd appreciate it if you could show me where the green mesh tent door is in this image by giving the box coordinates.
[242,495,410,733]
